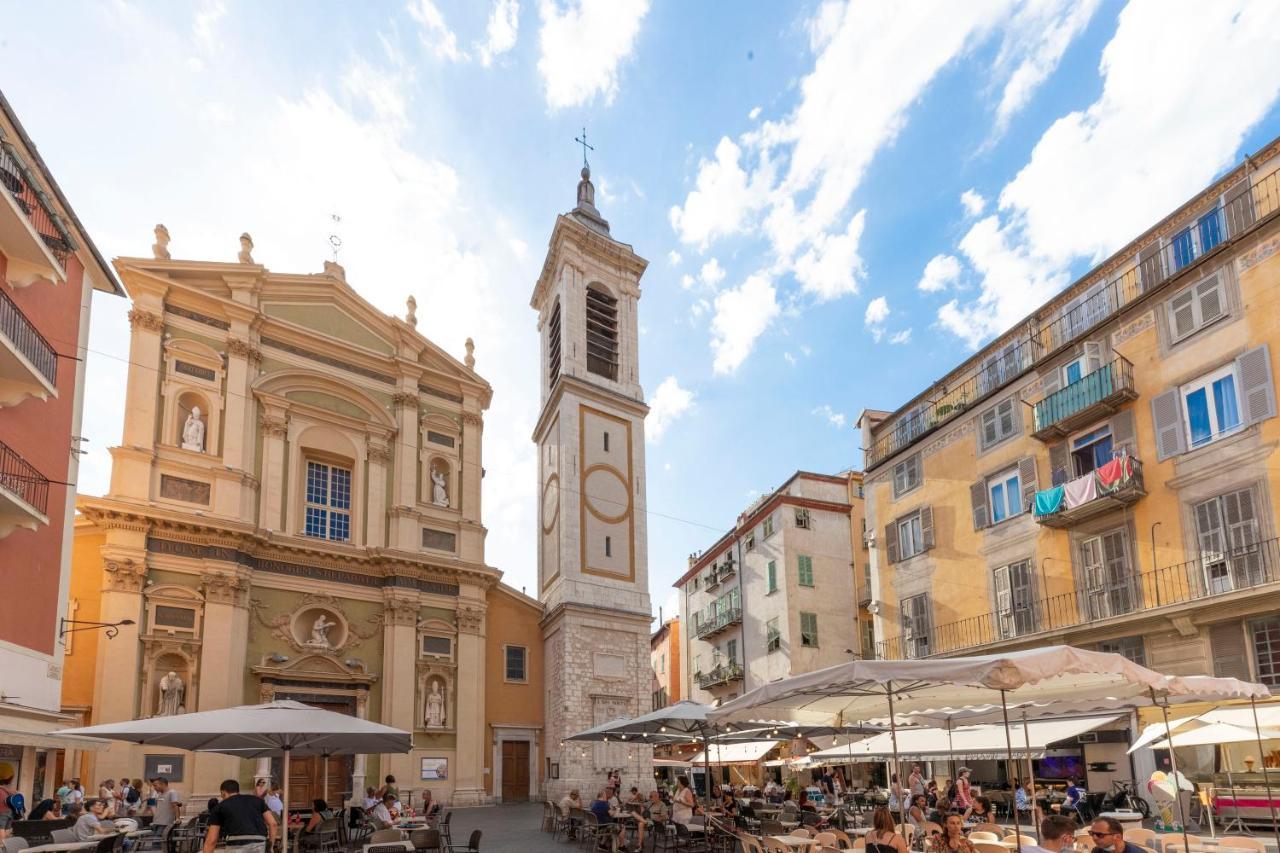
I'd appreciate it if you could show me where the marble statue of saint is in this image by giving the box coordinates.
[431,469,449,507]
[238,232,255,264]
[425,680,445,728]
[157,671,185,716]
[181,407,205,452]
[309,613,336,647]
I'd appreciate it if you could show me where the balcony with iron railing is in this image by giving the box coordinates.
[866,165,1280,469]
[695,604,744,640]
[704,567,720,589]
[0,437,50,537]
[697,661,744,690]
[1033,455,1145,529]
[0,144,74,282]
[1032,357,1136,440]
[0,285,58,405]
[874,536,1280,659]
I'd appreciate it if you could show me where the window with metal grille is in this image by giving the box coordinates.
[1098,636,1146,666]
[800,612,818,647]
[505,645,527,681]
[1249,617,1280,686]
[304,460,351,541]
[585,285,618,380]
[548,299,562,383]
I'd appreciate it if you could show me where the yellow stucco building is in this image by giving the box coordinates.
[860,133,1280,698]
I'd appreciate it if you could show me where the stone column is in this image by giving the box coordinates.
[390,391,419,549]
[222,337,259,468]
[121,306,165,449]
[91,553,148,781]
[451,596,487,806]
[352,691,369,805]
[192,569,252,795]
[379,595,419,785]
[366,441,390,547]
[258,409,288,532]
[459,412,482,522]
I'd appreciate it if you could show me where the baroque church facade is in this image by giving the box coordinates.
[63,166,652,805]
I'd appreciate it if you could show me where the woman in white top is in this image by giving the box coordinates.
[672,776,696,824]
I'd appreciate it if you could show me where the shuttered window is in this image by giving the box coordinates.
[901,594,932,658]
[979,397,1018,449]
[766,618,781,653]
[1098,636,1146,666]
[585,285,619,380]
[1167,274,1227,343]
[797,555,814,587]
[988,468,1022,524]
[993,560,1037,639]
[1078,529,1137,620]
[1249,617,1280,686]
[1194,488,1263,594]
[1211,622,1250,681]
[893,454,922,498]
[766,560,777,593]
[1152,345,1276,460]
[800,612,819,647]
[547,299,562,383]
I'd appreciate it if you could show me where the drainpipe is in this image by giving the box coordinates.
[736,534,749,692]
[1151,521,1163,607]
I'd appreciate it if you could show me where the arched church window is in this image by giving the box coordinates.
[585,284,618,380]
[548,298,562,383]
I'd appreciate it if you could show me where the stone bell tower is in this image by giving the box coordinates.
[532,162,654,797]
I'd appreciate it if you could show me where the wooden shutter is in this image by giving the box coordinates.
[1083,340,1102,375]
[998,398,1015,439]
[1138,242,1165,292]
[1210,622,1250,681]
[893,460,908,497]
[980,408,998,448]
[993,566,1012,638]
[1151,388,1187,461]
[908,454,921,490]
[1048,441,1069,485]
[1236,344,1277,425]
[885,523,900,564]
[1041,365,1061,398]
[920,506,935,551]
[1110,409,1136,455]
[1196,275,1225,326]
[1168,289,1197,341]
[1018,456,1038,512]
[970,482,989,530]
[1223,180,1256,237]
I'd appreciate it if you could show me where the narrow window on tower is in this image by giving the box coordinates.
[548,298,562,384]
[603,431,610,452]
[585,284,619,380]
[605,535,612,557]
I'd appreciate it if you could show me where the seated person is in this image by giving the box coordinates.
[646,791,668,825]
[74,799,118,842]
[420,790,441,822]
[1035,815,1078,853]
[302,799,333,835]
[28,799,58,821]
[559,789,583,817]
[1064,779,1085,820]
[627,787,645,806]
[964,796,995,824]
[928,797,953,826]
[363,788,379,810]
[369,793,396,829]
[719,791,738,818]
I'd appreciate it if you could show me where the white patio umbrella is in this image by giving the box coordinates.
[708,645,1271,853]
[54,700,412,853]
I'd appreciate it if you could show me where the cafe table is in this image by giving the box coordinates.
[24,844,99,853]
[770,835,818,849]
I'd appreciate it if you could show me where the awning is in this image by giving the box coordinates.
[0,728,112,752]
[808,715,1120,761]
[690,739,779,764]
[653,757,691,767]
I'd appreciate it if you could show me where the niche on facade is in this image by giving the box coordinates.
[145,649,196,718]
[420,413,460,511]
[161,338,224,455]
[416,620,457,733]
[426,456,454,509]
[290,605,348,651]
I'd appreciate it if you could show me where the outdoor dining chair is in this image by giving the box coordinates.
[0,837,28,853]
[973,844,1006,853]
[971,824,1003,836]
[1215,838,1265,853]
[672,822,708,853]
[439,812,454,852]
[1123,830,1156,849]
[453,830,482,853]
[813,832,838,847]
[1001,835,1037,847]
[408,828,440,853]
[760,821,784,837]
[825,828,853,849]
[362,842,414,853]
[369,829,404,844]
[50,829,77,844]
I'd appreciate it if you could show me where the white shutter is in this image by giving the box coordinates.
[1150,388,1187,460]
[981,409,998,448]
[1196,275,1225,326]
[1236,344,1277,425]
[998,398,1015,438]
[1169,290,1196,341]
[993,566,1012,638]
[1083,340,1102,375]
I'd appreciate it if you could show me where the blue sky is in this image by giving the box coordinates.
[4,1,1280,617]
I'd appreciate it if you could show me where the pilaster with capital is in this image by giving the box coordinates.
[194,568,252,794]
[451,594,488,805]
[391,390,420,549]
[258,408,289,531]
[118,296,167,474]
[90,550,148,781]
[459,409,484,559]
[366,440,390,546]
[380,593,420,783]
[221,330,261,489]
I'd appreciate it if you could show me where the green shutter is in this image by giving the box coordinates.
[798,555,814,587]
[767,560,777,592]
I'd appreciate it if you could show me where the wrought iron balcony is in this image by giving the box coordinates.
[0,144,73,280]
[866,164,1280,470]
[0,286,57,404]
[695,605,743,640]
[697,661,744,689]
[874,536,1280,659]
[1032,357,1137,440]
[0,437,49,537]
[704,568,720,589]
[1033,456,1145,528]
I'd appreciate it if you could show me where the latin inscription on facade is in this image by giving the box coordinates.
[159,474,211,505]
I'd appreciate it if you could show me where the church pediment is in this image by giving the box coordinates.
[262,301,394,355]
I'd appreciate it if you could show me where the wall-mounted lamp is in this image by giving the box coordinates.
[59,618,134,643]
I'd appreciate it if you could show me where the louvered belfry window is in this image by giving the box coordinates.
[548,299,562,383]
[586,285,619,380]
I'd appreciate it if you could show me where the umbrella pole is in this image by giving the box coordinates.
[1248,696,1280,851]
[282,746,291,853]
[322,753,329,808]
[887,682,907,832]
[1155,691,1191,853]
[946,720,956,796]
[1022,711,1036,829]
[999,691,1021,853]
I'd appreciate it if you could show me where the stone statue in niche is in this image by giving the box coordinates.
[157,671,185,716]
[307,613,337,648]
[431,468,449,507]
[181,406,206,452]
[425,679,446,728]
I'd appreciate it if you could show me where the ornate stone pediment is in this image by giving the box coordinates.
[251,651,378,687]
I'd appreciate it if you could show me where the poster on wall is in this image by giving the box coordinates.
[421,757,448,780]
[144,755,185,781]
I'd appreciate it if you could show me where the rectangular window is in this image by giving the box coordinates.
[795,508,811,529]
[766,617,781,653]
[745,532,755,550]
[1171,226,1195,271]
[604,535,612,558]
[505,646,528,681]
[1078,529,1137,620]
[993,560,1037,639]
[861,619,876,659]
[1168,274,1227,343]
[603,431,609,451]
[726,639,738,664]
[797,555,814,587]
[897,514,924,559]
[1181,364,1242,448]
[660,654,665,673]
[800,612,818,647]
[979,397,1018,449]
[1250,617,1280,687]
[901,594,932,658]
[1071,425,1114,477]
[304,460,352,542]
[766,560,777,593]
[892,454,921,497]
[1098,636,1146,667]
[987,468,1023,524]
[763,515,775,538]
[1194,488,1263,594]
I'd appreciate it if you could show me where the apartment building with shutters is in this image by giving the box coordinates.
[674,471,864,704]
[859,133,1280,689]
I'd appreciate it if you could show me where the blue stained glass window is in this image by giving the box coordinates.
[1214,374,1240,433]
[1199,210,1223,255]
[1171,228,1195,271]
[1186,387,1212,446]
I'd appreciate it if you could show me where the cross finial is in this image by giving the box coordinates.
[574,126,594,169]
[328,213,343,261]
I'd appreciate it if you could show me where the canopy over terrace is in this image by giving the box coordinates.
[808,714,1121,761]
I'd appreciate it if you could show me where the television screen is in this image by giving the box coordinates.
[1038,755,1085,779]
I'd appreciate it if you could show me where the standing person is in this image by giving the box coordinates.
[203,779,276,853]
[56,781,73,809]
[672,776,696,825]
[866,807,910,853]
[909,765,925,797]
[376,775,398,803]
[928,814,977,853]
[954,769,974,811]
[121,778,140,814]
[263,783,283,823]
[151,777,182,833]
[890,774,904,811]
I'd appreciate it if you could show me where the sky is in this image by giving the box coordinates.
[4,0,1280,621]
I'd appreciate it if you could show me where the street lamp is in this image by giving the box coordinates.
[58,618,135,643]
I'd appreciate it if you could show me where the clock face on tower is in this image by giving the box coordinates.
[541,474,560,533]
[578,404,635,581]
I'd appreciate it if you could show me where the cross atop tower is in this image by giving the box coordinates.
[574,126,594,168]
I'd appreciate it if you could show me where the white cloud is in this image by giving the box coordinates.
[916,253,961,293]
[864,295,889,326]
[668,137,768,250]
[537,0,650,109]
[477,0,520,66]
[783,351,797,366]
[680,273,695,290]
[960,189,985,217]
[698,257,726,288]
[667,250,682,266]
[648,376,695,441]
[407,0,465,61]
[990,0,1102,134]
[748,106,762,121]
[793,208,866,300]
[191,0,226,64]
[889,328,913,345]
[811,404,846,429]
[939,0,1280,348]
[342,57,413,131]
[710,273,779,375]
[690,297,711,318]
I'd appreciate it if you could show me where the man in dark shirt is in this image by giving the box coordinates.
[203,780,276,853]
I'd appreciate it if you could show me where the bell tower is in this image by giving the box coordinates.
[532,161,653,797]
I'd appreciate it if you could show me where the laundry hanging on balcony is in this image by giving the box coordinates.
[1033,485,1065,516]
[1095,454,1134,491]
[1063,472,1098,508]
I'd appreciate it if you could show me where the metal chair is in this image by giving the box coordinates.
[408,829,441,853]
[1,838,30,853]
[453,830,482,853]
[439,812,454,852]
[370,830,405,845]
[362,843,415,853]
[51,829,78,844]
